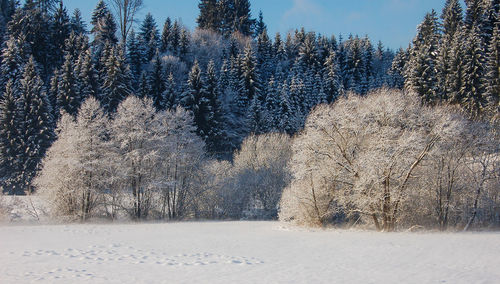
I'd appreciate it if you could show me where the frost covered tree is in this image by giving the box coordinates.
[36,97,109,220]
[228,133,292,219]
[110,96,158,219]
[280,89,466,230]
[154,107,206,219]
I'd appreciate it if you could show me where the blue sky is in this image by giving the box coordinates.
[64,0,454,49]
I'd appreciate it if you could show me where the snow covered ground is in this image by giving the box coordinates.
[1,221,499,284]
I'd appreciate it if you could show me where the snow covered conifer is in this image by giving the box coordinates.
[164,72,177,109]
[17,57,54,194]
[36,97,109,220]
[323,49,342,103]
[101,46,133,113]
[148,51,166,110]
[57,54,81,116]
[0,80,21,194]
[460,25,487,118]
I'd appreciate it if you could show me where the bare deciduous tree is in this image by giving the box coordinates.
[107,0,143,44]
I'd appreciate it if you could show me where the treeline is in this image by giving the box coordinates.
[0,0,395,195]
[35,95,292,221]
[398,0,499,120]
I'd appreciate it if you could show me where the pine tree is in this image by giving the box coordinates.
[70,8,87,35]
[91,0,117,48]
[437,0,463,101]
[178,28,190,59]
[139,13,159,62]
[0,80,21,193]
[160,17,172,53]
[51,0,71,66]
[76,49,99,102]
[1,35,28,90]
[202,60,224,153]
[102,46,133,113]
[17,57,54,194]
[149,51,166,110]
[405,10,441,103]
[238,44,259,108]
[126,29,143,83]
[254,10,266,38]
[323,49,342,103]
[164,72,176,109]
[461,25,487,118]
[57,54,81,116]
[137,71,150,99]
[197,0,219,31]
[484,23,500,117]
[389,47,408,89]
[182,60,203,115]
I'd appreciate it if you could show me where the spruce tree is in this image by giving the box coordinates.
[323,49,342,103]
[178,29,190,59]
[48,72,60,118]
[202,60,223,153]
[17,57,54,194]
[437,0,463,101]
[389,47,408,89]
[0,80,21,193]
[254,10,266,38]
[484,24,500,117]
[238,44,259,108]
[91,0,117,48]
[127,30,143,83]
[102,46,133,113]
[460,25,487,118]
[164,72,176,109]
[1,35,28,90]
[51,0,71,66]
[182,60,203,114]
[197,0,219,32]
[7,4,52,75]
[76,49,99,102]
[139,13,159,62]
[70,8,87,35]
[137,71,150,99]
[405,10,441,103]
[148,51,166,110]
[160,17,172,53]
[57,54,81,116]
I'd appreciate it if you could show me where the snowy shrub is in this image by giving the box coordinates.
[35,98,110,221]
[216,133,292,219]
[279,89,499,230]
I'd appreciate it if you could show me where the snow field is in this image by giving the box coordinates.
[0,221,499,283]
